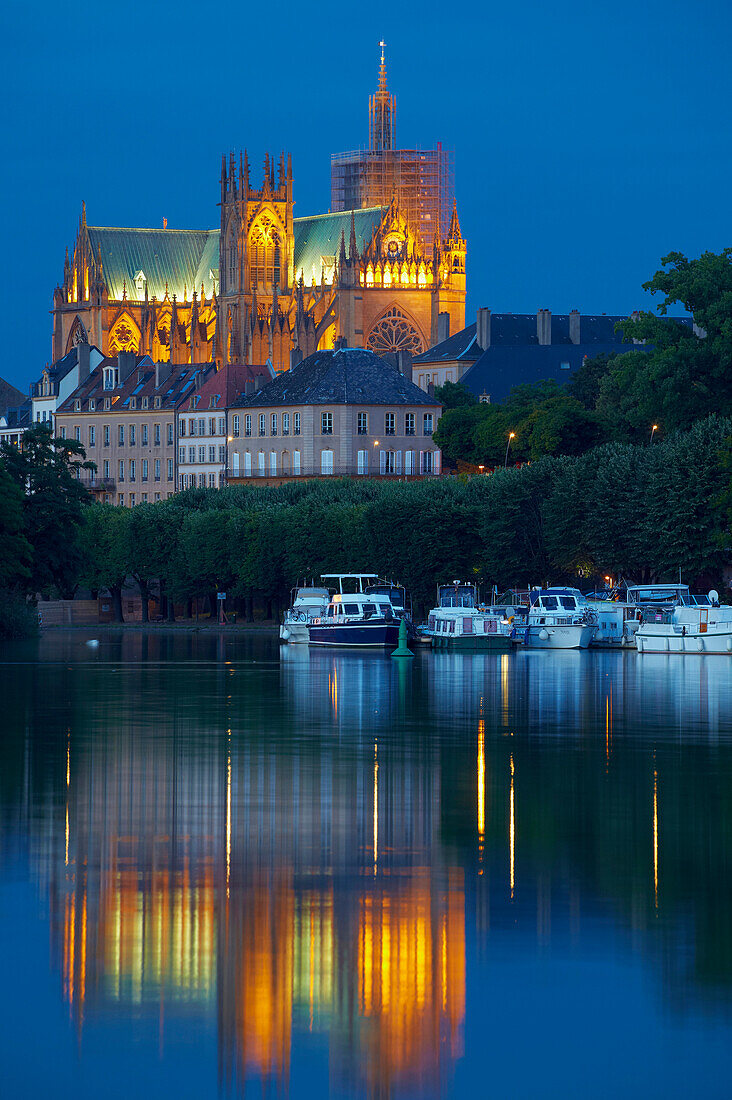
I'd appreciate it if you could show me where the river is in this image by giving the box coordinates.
[1,630,731,1097]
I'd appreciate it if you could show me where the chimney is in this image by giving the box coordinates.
[155,360,173,389]
[569,309,580,345]
[437,311,450,343]
[77,341,91,382]
[476,307,491,350]
[117,350,137,382]
[397,350,413,379]
[290,347,303,370]
[244,379,255,396]
[537,308,551,346]
[333,336,348,350]
[254,373,264,392]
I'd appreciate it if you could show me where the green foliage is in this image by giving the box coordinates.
[433,380,477,408]
[0,590,38,640]
[0,461,32,588]
[0,424,94,596]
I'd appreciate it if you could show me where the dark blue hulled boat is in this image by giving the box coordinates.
[308,592,401,648]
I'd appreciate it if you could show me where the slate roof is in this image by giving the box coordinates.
[234,349,440,409]
[56,355,213,414]
[460,344,631,403]
[178,362,272,413]
[413,323,481,364]
[0,375,27,413]
[1,399,31,429]
[87,207,386,303]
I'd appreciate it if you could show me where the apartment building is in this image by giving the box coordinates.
[55,352,203,504]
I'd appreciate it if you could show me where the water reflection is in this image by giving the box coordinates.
[2,632,732,1097]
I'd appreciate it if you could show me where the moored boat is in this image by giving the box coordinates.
[308,592,400,648]
[424,582,514,651]
[525,588,597,649]
[280,586,331,644]
[636,590,732,654]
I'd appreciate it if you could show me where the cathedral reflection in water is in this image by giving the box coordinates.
[14,632,732,1096]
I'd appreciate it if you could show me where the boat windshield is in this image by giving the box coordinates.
[541,596,559,610]
[439,587,475,609]
[559,596,577,610]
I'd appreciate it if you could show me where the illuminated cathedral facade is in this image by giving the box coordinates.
[51,52,466,373]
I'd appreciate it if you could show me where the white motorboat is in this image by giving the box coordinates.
[425,582,514,651]
[525,588,597,649]
[588,583,689,648]
[280,587,330,643]
[636,589,732,654]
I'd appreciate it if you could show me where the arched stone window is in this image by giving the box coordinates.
[249,215,281,289]
[108,313,141,355]
[367,307,424,356]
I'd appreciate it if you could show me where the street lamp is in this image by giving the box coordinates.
[504,432,515,468]
[478,465,485,475]
[650,424,658,443]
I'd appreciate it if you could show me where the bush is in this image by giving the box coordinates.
[0,590,39,640]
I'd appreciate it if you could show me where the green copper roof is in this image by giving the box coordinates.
[292,207,385,284]
[87,227,218,303]
[88,207,385,301]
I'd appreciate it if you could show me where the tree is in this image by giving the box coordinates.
[124,504,179,622]
[0,424,95,596]
[434,380,477,408]
[0,460,32,589]
[78,504,129,621]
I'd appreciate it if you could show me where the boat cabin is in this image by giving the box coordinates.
[529,588,586,613]
[322,592,394,621]
[321,573,380,594]
[437,583,478,609]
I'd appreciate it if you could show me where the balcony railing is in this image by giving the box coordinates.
[79,477,116,492]
[223,465,439,481]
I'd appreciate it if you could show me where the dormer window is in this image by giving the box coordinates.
[129,397,137,410]
[103,367,117,390]
[134,270,146,297]
[142,396,149,409]
[74,399,81,411]
[154,396,161,409]
[89,398,96,412]
[104,397,111,411]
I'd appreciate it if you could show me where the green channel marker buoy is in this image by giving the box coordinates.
[391,617,414,658]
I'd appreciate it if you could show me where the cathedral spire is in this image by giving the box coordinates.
[369,40,395,152]
[349,210,359,262]
[448,199,462,242]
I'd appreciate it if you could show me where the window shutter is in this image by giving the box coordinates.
[379,449,386,475]
[419,450,425,474]
[434,449,441,474]
[396,450,402,474]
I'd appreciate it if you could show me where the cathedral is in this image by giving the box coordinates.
[51,51,466,373]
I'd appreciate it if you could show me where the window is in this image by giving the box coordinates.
[74,426,81,442]
[129,398,136,411]
[240,451,248,476]
[155,459,161,481]
[293,413,301,436]
[141,424,148,445]
[321,411,333,435]
[129,459,136,482]
[142,493,148,502]
[103,460,110,478]
[154,396,161,409]
[269,451,277,475]
[198,445,205,463]
[258,451,265,475]
[208,473,216,487]
[167,423,174,444]
[198,473,206,488]
[198,418,205,436]
[142,396,149,410]
[167,458,173,480]
[385,412,395,435]
[59,426,66,439]
[357,412,368,435]
[380,450,396,474]
[218,417,225,435]
[232,414,240,438]
[154,493,161,502]
[129,424,136,445]
[293,449,301,474]
[218,445,226,463]
[271,413,277,436]
[118,493,124,505]
[209,445,216,462]
[118,460,125,481]
[357,449,368,474]
[423,413,434,436]
[88,425,96,446]
[245,414,251,437]
[189,418,197,436]
[129,492,136,506]
[321,449,334,475]
[282,413,290,435]
[209,417,216,435]
[421,450,434,474]
[179,419,186,437]
[405,413,415,436]
[154,423,161,445]
[560,361,571,370]
[74,400,81,412]
[259,414,266,437]
[118,425,124,445]
[89,399,95,412]
[104,397,111,411]
[179,446,186,464]
[405,450,415,475]
[104,368,116,390]
[189,446,195,463]
[142,459,148,482]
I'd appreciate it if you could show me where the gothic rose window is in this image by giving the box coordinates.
[367,307,424,356]
[109,319,139,354]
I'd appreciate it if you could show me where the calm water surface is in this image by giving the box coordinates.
[1,630,732,1098]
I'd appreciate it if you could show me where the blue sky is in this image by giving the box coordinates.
[2,0,730,390]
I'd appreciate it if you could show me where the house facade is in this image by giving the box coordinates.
[228,347,442,484]
[31,343,105,430]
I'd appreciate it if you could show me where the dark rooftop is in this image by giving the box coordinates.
[234,348,440,408]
